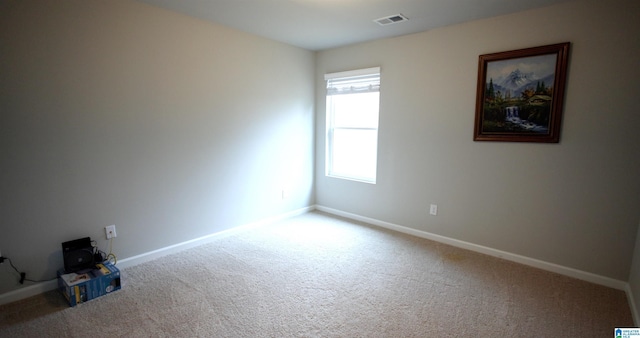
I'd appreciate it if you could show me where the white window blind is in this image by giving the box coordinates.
[326,67,381,96]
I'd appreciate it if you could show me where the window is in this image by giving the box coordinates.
[325,67,380,183]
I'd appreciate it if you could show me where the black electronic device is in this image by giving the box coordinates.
[62,237,94,273]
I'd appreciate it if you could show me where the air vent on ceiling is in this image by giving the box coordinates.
[374,14,409,26]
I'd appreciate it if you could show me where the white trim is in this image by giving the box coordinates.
[0,280,59,306]
[3,203,634,320]
[117,206,313,270]
[324,67,380,80]
[0,206,313,306]
[314,205,629,291]
[626,284,640,326]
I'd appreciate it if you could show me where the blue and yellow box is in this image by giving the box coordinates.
[58,262,121,307]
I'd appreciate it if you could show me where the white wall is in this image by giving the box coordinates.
[0,0,315,294]
[315,0,640,281]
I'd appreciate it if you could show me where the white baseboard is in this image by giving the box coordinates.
[0,280,59,306]
[0,206,314,306]
[315,205,629,291]
[626,285,640,326]
[4,204,636,325]
[117,206,314,270]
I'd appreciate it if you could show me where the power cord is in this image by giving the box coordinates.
[91,238,117,265]
[0,256,56,284]
[105,237,117,265]
[91,240,107,263]
[0,237,118,285]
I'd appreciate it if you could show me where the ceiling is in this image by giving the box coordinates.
[135,0,574,51]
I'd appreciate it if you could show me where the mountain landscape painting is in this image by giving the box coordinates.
[474,43,570,143]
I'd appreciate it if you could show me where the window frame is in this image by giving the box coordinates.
[324,67,381,184]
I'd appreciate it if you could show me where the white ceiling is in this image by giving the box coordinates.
[135,0,574,51]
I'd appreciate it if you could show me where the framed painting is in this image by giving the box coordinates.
[473,42,570,142]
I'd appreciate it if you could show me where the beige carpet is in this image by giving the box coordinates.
[0,211,633,337]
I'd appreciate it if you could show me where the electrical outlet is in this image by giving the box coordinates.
[430,204,438,216]
[105,225,117,239]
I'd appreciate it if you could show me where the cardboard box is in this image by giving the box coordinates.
[58,262,121,307]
